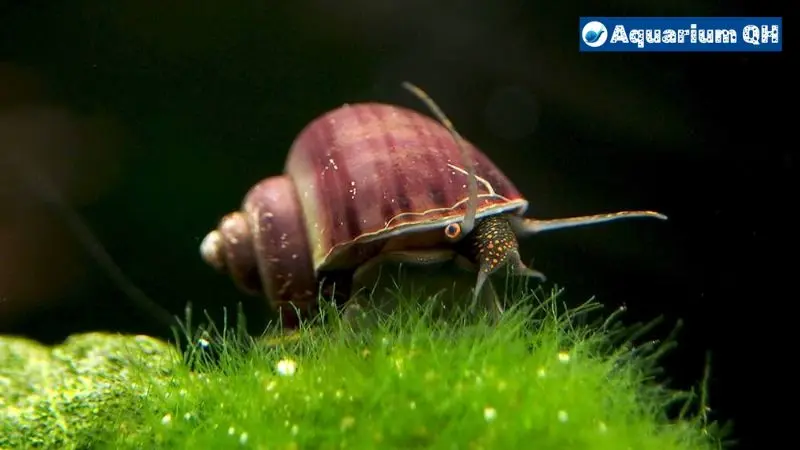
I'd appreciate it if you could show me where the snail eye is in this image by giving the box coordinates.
[444,222,462,240]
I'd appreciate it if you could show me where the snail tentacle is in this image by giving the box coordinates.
[510,210,668,236]
[402,81,479,237]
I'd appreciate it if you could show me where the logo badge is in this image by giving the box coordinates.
[582,21,608,47]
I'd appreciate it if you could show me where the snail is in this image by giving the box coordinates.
[200,82,667,327]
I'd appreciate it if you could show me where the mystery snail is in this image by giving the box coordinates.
[200,82,666,326]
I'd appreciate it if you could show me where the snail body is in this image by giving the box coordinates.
[201,83,666,326]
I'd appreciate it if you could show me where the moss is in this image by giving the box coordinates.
[0,288,728,449]
[0,333,178,449]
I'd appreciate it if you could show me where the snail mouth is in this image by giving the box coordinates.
[479,248,518,278]
[472,249,546,304]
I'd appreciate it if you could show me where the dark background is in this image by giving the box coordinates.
[0,1,789,447]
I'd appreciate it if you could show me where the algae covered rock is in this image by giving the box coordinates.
[0,332,178,449]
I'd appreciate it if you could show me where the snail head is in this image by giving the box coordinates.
[465,215,546,300]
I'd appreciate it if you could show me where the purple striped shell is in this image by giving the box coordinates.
[285,102,529,272]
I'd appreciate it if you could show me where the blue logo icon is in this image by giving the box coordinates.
[582,21,608,47]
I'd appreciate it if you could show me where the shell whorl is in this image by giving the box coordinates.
[200,175,318,323]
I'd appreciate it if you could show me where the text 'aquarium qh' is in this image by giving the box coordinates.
[579,17,782,52]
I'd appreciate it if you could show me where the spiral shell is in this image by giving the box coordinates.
[201,102,528,322]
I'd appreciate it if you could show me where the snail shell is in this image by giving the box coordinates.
[201,103,527,324]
